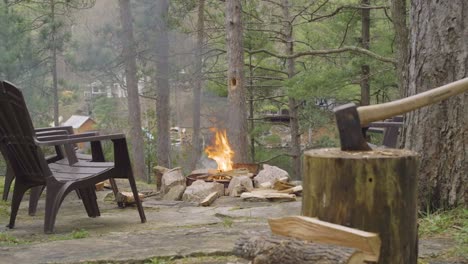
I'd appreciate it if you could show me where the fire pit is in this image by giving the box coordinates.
[186,164,258,188]
[187,128,259,188]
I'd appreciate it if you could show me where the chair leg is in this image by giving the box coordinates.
[28,185,45,216]
[78,187,100,218]
[2,166,14,201]
[127,175,146,223]
[44,181,72,234]
[7,181,30,229]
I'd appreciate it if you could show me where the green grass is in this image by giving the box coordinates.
[419,206,468,257]
[71,228,90,239]
[144,257,174,264]
[0,199,10,217]
[222,217,233,228]
[0,232,20,245]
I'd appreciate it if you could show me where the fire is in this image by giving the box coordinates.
[205,128,234,171]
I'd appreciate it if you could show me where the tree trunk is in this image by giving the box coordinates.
[190,0,205,171]
[155,0,171,168]
[248,53,255,162]
[50,0,59,126]
[360,0,370,106]
[282,0,301,180]
[118,0,146,180]
[390,0,409,98]
[404,0,468,209]
[225,0,249,163]
[303,148,419,264]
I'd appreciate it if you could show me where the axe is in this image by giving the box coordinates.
[334,77,468,151]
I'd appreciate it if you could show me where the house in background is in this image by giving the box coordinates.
[62,115,96,149]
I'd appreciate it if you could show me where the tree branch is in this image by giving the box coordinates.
[248,46,396,64]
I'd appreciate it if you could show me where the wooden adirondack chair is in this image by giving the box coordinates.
[2,126,123,218]
[2,126,95,202]
[0,80,146,233]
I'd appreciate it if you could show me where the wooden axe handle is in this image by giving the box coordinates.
[358,77,468,126]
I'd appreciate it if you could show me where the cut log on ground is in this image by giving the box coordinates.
[233,232,365,264]
[277,185,302,194]
[303,148,418,264]
[200,191,219,206]
[95,181,105,191]
[269,216,380,262]
[115,191,144,205]
[240,191,296,202]
[272,178,293,190]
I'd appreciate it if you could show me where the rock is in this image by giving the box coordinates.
[259,182,272,189]
[182,180,224,203]
[253,164,289,188]
[161,167,186,196]
[227,176,254,197]
[154,165,170,191]
[163,185,186,201]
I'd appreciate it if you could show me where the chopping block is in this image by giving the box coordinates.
[303,148,419,264]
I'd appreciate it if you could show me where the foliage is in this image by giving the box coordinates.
[419,207,468,257]
[0,232,20,245]
[70,229,90,239]
[0,0,404,181]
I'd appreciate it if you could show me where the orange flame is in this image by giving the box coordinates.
[205,128,234,171]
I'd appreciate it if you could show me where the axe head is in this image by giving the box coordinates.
[333,103,372,151]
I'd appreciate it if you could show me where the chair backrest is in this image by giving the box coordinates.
[381,116,403,148]
[0,80,50,185]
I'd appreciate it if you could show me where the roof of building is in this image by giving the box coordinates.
[62,115,94,129]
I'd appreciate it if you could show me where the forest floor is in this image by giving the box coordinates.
[0,178,466,264]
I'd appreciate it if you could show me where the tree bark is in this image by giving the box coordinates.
[360,0,370,106]
[50,0,59,126]
[118,0,146,180]
[190,0,205,171]
[404,0,468,209]
[303,148,419,264]
[155,0,171,168]
[282,0,301,180]
[248,53,255,162]
[390,0,409,98]
[225,0,249,163]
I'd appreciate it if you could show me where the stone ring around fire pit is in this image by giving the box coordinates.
[186,163,259,188]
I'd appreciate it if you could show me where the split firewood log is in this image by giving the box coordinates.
[268,216,381,262]
[233,232,365,264]
[199,191,219,206]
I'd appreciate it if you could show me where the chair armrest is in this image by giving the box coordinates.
[35,133,126,147]
[34,126,74,133]
[36,131,98,141]
[36,130,69,138]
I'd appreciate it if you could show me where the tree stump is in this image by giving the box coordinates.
[303,148,419,263]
